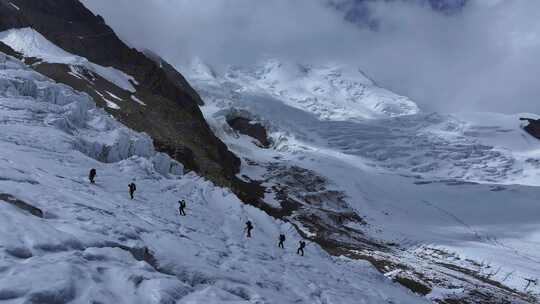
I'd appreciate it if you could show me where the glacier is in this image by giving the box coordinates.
[1,22,540,303]
[185,57,540,301]
[0,51,426,303]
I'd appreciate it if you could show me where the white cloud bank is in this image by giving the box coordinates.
[82,0,540,114]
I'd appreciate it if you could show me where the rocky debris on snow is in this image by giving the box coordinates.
[256,163,383,251]
[242,159,536,303]
[0,193,43,218]
[251,160,535,303]
[343,247,536,304]
[393,276,432,296]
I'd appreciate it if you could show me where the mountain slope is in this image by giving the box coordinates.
[2,1,539,303]
[185,59,540,303]
[0,51,427,304]
[0,0,241,190]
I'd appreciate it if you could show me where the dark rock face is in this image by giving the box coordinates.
[226,117,271,148]
[0,41,19,57]
[143,49,204,106]
[0,0,240,187]
[520,118,540,140]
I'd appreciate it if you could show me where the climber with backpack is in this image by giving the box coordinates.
[128,182,137,200]
[244,221,254,238]
[278,234,286,249]
[89,168,96,184]
[297,240,306,256]
[178,200,187,216]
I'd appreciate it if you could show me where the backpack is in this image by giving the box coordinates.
[280,234,285,241]
[246,221,253,229]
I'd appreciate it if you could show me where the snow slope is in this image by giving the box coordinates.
[0,28,137,92]
[186,59,540,300]
[189,59,540,186]
[0,53,426,303]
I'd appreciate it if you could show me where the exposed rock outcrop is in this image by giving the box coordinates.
[226,116,271,148]
[0,193,43,218]
[143,49,204,106]
[520,117,540,140]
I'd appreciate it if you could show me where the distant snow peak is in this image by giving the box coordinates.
[188,58,420,121]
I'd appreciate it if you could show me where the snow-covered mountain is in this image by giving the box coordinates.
[1,1,540,303]
[184,58,540,302]
[0,50,427,304]
[189,59,419,121]
[187,59,540,185]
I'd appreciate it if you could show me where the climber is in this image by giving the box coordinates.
[244,221,254,238]
[278,234,286,249]
[297,240,306,256]
[128,182,137,200]
[89,168,96,184]
[178,200,187,216]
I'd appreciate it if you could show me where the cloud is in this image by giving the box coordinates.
[81,0,540,114]
[81,0,355,65]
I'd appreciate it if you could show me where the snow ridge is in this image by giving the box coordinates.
[0,28,137,92]
[187,58,420,121]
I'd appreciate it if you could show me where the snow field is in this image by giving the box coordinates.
[189,56,540,297]
[0,28,137,93]
[0,52,426,303]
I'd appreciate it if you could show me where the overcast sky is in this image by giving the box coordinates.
[81,0,540,114]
